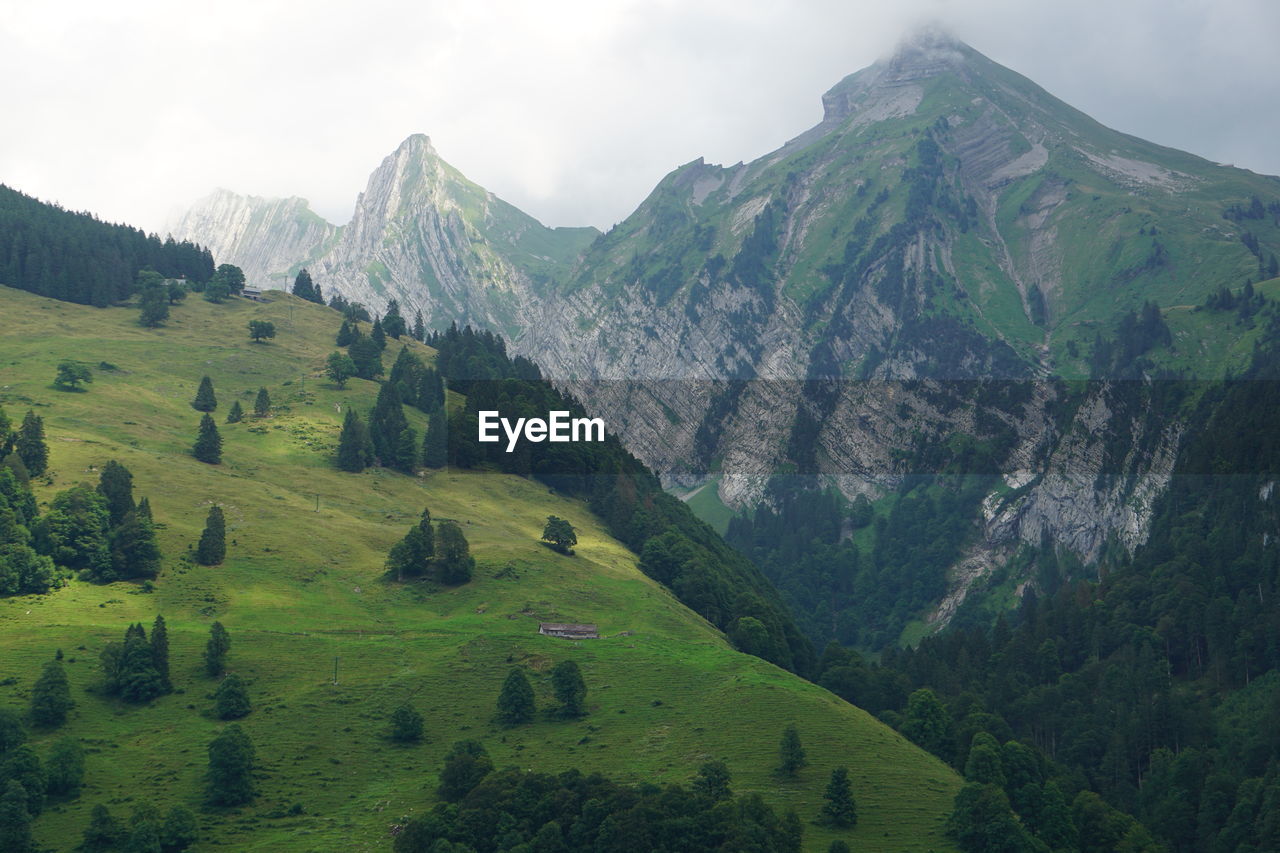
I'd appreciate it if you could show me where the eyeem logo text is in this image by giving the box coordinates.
[478,410,606,452]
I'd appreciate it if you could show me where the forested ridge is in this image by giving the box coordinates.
[0,185,214,306]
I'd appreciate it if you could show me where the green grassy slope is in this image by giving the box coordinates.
[0,285,959,852]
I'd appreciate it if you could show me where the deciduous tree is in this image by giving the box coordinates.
[496,668,535,725]
[205,724,255,806]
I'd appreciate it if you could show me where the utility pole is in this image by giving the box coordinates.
[333,656,340,685]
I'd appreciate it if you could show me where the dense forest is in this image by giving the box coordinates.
[753,328,1280,851]
[0,185,214,306]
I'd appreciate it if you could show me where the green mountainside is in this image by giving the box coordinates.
[0,285,959,851]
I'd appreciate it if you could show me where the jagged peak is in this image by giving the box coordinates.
[394,133,437,157]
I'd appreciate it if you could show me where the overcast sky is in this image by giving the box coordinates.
[3,0,1278,233]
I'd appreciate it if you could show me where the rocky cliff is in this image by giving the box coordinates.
[171,30,1280,634]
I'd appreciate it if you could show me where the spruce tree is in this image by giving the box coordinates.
[393,427,418,474]
[416,368,445,413]
[15,411,47,477]
[151,615,171,692]
[108,509,161,579]
[383,299,407,339]
[434,520,473,585]
[196,506,226,566]
[336,319,355,347]
[371,317,387,351]
[412,310,425,342]
[204,621,230,676]
[390,703,424,743]
[422,413,447,468]
[369,382,408,466]
[336,409,374,473]
[0,780,35,853]
[136,496,152,521]
[118,630,164,702]
[28,660,72,727]
[226,400,244,423]
[96,459,135,526]
[205,724,256,806]
[191,376,217,412]
[819,767,857,828]
[253,387,271,418]
[192,414,222,464]
[777,724,808,778]
[292,268,316,302]
[349,333,383,379]
[214,674,251,720]
[496,667,535,725]
[550,659,587,718]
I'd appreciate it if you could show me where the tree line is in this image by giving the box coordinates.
[0,185,214,307]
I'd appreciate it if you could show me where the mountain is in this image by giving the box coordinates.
[169,135,599,338]
[0,283,960,851]
[167,188,338,290]
[170,30,1280,646]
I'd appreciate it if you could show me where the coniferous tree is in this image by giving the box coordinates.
[118,628,164,702]
[151,614,171,692]
[191,376,217,412]
[371,317,387,351]
[138,271,170,327]
[108,508,161,580]
[204,621,230,676]
[96,460,135,526]
[226,400,244,423]
[135,496,152,521]
[0,780,35,853]
[550,659,587,718]
[205,724,255,806]
[389,346,423,402]
[412,310,425,342]
[292,268,316,302]
[15,412,47,477]
[496,668,535,725]
[819,767,857,828]
[253,387,271,418]
[369,382,408,466]
[777,725,808,778]
[196,506,226,566]
[214,674,250,720]
[44,737,85,796]
[335,409,374,473]
[415,367,445,413]
[349,332,383,379]
[383,299,407,339]
[393,427,418,474]
[28,659,72,727]
[386,509,434,581]
[192,415,221,464]
[390,703,424,743]
[422,413,447,469]
[434,520,473,585]
[336,319,355,347]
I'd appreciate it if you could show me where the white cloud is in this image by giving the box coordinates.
[2,0,1277,233]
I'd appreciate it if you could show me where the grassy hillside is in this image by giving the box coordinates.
[0,285,959,852]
